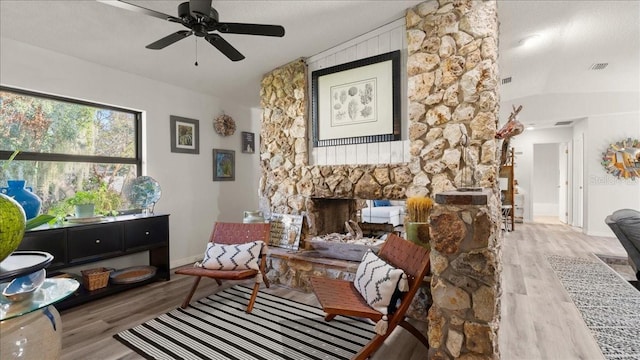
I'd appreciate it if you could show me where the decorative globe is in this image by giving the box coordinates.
[0,193,27,263]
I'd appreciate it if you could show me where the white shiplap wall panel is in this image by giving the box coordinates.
[345,144,358,164]
[316,146,327,165]
[378,142,392,164]
[345,46,357,62]
[335,145,347,165]
[378,31,391,54]
[356,144,368,164]
[334,49,347,67]
[390,140,405,163]
[326,146,337,165]
[307,18,409,167]
[356,42,368,59]
[403,140,411,162]
[367,143,380,164]
[367,37,379,57]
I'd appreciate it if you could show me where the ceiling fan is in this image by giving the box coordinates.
[99,0,285,62]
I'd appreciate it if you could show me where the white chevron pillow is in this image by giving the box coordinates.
[201,241,264,270]
[354,250,405,315]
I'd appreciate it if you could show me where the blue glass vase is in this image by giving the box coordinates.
[0,180,42,220]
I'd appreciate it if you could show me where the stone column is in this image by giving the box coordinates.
[406,0,500,195]
[428,189,501,359]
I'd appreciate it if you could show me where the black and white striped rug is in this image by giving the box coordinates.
[114,285,375,360]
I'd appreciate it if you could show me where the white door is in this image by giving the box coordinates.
[572,134,584,228]
[558,143,569,223]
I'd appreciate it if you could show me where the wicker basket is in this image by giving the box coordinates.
[81,267,111,291]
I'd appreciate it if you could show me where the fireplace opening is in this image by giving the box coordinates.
[310,198,360,236]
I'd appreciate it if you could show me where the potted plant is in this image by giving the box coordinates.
[51,184,122,219]
[66,190,98,218]
[405,196,434,249]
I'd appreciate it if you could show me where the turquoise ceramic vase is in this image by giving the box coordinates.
[0,193,27,263]
[0,180,42,220]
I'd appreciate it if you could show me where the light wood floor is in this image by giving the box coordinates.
[499,222,626,360]
[60,222,626,360]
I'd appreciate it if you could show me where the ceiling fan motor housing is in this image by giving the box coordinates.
[103,0,284,61]
[178,1,218,21]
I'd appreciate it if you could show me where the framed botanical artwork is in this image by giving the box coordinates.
[170,115,200,154]
[311,50,401,147]
[241,131,255,154]
[212,149,235,181]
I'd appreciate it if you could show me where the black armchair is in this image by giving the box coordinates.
[605,209,640,280]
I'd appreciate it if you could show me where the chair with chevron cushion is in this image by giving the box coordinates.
[310,233,431,360]
[175,222,271,312]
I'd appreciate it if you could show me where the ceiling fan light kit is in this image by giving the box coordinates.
[101,0,285,62]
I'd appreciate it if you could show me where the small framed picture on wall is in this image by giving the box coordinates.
[241,131,255,154]
[170,115,200,154]
[212,149,235,181]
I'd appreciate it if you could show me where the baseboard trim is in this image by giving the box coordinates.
[171,255,202,270]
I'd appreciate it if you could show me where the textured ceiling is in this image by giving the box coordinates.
[1,0,638,127]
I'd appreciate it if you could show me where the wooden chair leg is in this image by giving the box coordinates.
[181,276,202,309]
[399,320,429,349]
[245,282,261,313]
[324,314,336,321]
[353,334,387,360]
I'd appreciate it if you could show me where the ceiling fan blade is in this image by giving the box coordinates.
[97,0,180,22]
[146,31,192,50]
[205,34,245,61]
[217,23,285,37]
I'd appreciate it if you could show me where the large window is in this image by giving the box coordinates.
[0,86,141,214]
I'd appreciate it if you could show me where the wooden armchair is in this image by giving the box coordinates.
[310,233,431,360]
[175,222,271,313]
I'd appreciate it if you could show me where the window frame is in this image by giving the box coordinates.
[0,85,142,175]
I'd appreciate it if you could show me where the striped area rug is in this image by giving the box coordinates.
[114,285,375,360]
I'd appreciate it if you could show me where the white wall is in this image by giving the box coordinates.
[510,127,573,222]
[510,113,640,235]
[532,143,559,216]
[0,38,262,268]
[307,18,410,166]
[584,111,640,236]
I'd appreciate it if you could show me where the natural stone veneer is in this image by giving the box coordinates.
[260,0,501,358]
[407,1,501,358]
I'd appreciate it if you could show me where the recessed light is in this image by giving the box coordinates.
[526,126,535,131]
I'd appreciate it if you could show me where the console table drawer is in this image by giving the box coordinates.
[18,229,67,269]
[68,224,123,263]
[124,216,169,250]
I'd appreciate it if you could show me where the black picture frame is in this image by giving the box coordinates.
[241,131,255,154]
[212,149,235,181]
[170,115,200,154]
[311,50,401,147]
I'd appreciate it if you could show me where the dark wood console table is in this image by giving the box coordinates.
[17,214,170,310]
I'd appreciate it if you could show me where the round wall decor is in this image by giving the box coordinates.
[601,138,640,179]
[213,114,236,136]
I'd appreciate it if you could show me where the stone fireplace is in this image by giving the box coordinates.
[260,1,502,358]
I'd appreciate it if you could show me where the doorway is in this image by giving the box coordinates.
[532,143,563,224]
